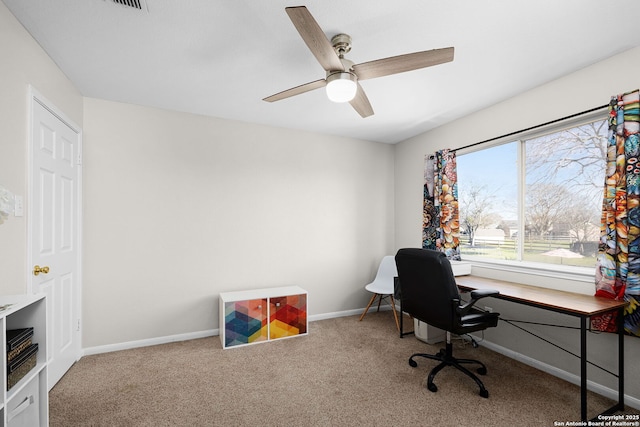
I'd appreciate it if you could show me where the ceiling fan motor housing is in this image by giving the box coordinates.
[325,44,357,103]
[331,33,352,58]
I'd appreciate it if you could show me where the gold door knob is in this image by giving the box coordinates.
[33,265,50,276]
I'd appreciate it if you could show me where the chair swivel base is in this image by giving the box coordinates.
[409,342,490,398]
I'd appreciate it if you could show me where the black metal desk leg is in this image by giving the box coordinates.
[618,306,625,411]
[581,316,587,421]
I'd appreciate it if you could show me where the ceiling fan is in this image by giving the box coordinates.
[263,6,454,118]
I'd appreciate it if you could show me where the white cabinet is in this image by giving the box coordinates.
[219,286,307,349]
[0,295,48,427]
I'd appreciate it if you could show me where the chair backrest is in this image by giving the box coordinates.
[375,256,398,281]
[395,248,460,332]
[366,256,398,294]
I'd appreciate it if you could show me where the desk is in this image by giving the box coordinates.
[455,275,627,421]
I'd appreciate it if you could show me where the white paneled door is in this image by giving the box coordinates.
[29,91,82,390]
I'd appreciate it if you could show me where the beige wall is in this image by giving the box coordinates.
[394,46,640,405]
[0,2,83,295]
[2,0,639,405]
[82,98,394,347]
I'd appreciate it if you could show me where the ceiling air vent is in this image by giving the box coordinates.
[110,0,146,11]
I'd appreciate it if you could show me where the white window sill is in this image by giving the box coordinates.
[461,256,596,295]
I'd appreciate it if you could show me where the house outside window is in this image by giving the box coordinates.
[457,115,607,271]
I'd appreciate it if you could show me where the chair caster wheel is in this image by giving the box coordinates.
[409,359,417,368]
[477,367,487,375]
[427,382,438,392]
[480,389,489,398]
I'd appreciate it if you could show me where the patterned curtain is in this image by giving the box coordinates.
[593,89,640,336]
[422,149,461,260]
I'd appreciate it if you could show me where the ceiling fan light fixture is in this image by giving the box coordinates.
[325,72,357,103]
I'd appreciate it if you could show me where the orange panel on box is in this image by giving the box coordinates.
[270,294,307,339]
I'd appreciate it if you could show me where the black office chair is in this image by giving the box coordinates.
[395,248,500,398]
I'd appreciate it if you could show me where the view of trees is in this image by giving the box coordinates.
[456,118,607,267]
[459,183,500,246]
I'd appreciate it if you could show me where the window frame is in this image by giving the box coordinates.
[456,110,607,293]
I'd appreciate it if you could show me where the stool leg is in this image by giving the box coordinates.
[376,294,383,312]
[359,293,379,321]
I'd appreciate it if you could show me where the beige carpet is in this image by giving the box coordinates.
[49,312,633,426]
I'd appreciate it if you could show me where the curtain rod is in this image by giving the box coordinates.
[451,103,609,153]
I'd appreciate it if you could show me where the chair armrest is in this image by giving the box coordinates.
[470,289,499,300]
[456,289,500,316]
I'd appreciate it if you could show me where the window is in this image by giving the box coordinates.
[457,116,607,269]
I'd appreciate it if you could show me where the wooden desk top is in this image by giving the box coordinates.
[455,275,627,317]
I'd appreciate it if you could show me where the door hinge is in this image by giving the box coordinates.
[76,319,81,332]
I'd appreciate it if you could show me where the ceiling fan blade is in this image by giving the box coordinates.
[352,47,454,81]
[263,79,327,102]
[349,83,374,118]
[285,6,344,72]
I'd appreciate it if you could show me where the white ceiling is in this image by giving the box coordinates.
[4,0,640,144]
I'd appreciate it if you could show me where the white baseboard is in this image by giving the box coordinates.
[83,329,218,356]
[82,309,361,356]
[475,337,640,410]
[309,307,384,321]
